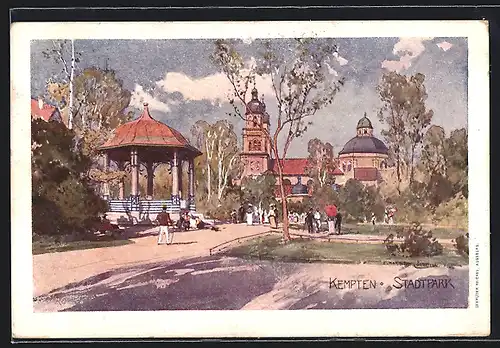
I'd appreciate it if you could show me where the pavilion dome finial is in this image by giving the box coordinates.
[140,102,153,120]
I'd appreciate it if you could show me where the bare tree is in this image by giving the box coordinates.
[212,38,344,242]
[43,40,81,129]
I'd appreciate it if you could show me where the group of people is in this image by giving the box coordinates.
[304,208,343,235]
[234,204,279,229]
[155,206,216,245]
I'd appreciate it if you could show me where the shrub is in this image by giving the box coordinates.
[454,233,469,256]
[432,193,468,229]
[383,222,443,257]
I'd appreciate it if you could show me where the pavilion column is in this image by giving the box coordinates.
[188,158,195,211]
[178,159,183,201]
[130,148,139,197]
[117,161,125,200]
[146,161,154,200]
[171,150,180,205]
[102,153,110,200]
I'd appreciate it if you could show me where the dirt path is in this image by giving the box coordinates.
[33,223,272,297]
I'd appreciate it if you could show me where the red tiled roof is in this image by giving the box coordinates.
[99,103,201,155]
[332,167,344,175]
[31,99,57,121]
[272,158,309,175]
[354,167,378,181]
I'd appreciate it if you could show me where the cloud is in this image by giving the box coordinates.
[333,52,348,66]
[242,38,255,45]
[155,69,275,103]
[437,41,453,52]
[381,37,434,73]
[129,84,171,113]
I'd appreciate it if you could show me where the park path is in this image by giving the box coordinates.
[33,224,457,298]
[33,223,271,297]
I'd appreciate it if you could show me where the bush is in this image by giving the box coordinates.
[454,233,469,256]
[432,193,468,229]
[383,222,443,257]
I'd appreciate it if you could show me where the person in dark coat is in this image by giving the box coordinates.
[305,208,314,234]
[335,211,343,235]
[156,206,174,244]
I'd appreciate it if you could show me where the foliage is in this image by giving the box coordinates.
[310,184,339,211]
[377,72,433,191]
[432,193,468,229]
[240,173,278,210]
[287,197,315,214]
[32,119,107,236]
[337,179,365,222]
[212,38,345,241]
[47,67,133,186]
[203,191,242,221]
[305,138,336,188]
[383,223,443,257]
[454,233,469,256]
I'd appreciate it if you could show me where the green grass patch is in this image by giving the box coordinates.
[290,223,466,239]
[33,239,134,255]
[224,235,468,267]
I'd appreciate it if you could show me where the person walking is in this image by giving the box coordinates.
[156,206,174,245]
[314,208,322,233]
[305,208,314,234]
[334,211,343,235]
[246,204,254,226]
[268,204,277,229]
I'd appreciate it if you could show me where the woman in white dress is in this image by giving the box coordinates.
[246,205,254,226]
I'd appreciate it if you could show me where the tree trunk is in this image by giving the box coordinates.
[409,144,416,186]
[276,160,290,242]
[68,39,75,130]
[395,147,401,195]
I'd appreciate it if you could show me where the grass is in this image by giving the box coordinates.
[290,222,466,240]
[33,239,134,255]
[224,235,468,267]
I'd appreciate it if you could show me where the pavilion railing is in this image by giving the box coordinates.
[107,199,193,213]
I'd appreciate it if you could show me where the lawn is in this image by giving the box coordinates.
[224,235,468,267]
[290,222,466,240]
[33,239,134,255]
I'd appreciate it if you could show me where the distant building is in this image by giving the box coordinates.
[239,88,390,199]
[31,97,63,123]
[336,113,390,186]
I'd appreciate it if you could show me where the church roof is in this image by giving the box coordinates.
[357,114,373,129]
[99,103,201,156]
[339,136,389,155]
[271,158,309,176]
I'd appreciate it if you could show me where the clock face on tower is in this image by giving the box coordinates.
[250,160,260,173]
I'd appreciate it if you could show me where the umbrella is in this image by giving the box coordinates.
[324,205,337,217]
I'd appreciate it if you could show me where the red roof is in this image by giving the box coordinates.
[272,158,309,175]
[31,99,57,121]
[332,167,344,175]
[354,167,378,181]
[99,103,201,155]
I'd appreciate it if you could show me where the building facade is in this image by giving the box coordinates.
[239,89,390,197]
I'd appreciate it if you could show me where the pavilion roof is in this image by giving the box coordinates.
[99,103,201,156]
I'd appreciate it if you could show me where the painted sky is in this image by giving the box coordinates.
[30,37,468,158]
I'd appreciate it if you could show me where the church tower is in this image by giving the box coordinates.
[240,87,271,178]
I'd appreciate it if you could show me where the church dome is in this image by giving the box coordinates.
[291,177,309,195]
[246,87,265,114]
[356,114,373,129]
[339,136,389,155]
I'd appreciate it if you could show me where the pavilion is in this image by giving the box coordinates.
[98,103,202,216]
